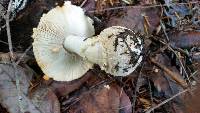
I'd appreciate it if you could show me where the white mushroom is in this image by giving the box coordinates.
[64,26,143,77]
[32,1,94,81]
[32,2,143,81]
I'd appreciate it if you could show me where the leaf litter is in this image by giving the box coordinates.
[0,0,200,113]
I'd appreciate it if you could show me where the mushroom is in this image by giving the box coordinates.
[32,2,143,81]
[32,1,94,81]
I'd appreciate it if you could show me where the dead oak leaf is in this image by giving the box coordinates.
[0,64,40,113]
[30,87,60,113]
[67,83,132,113]
[96,0,120,14]
[106,6,161,34]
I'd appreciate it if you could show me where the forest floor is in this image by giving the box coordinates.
[0,0,200,113]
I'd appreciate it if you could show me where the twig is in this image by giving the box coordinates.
[160,20,169,41]
[168,46,191,86]
[16,45,32,65]
[0,40,18,50]
[145,88,189,113]
[0,24,6,30]
[132,75,140,113]
[132,63,144,113]
[4,0,26,112]
[87,1,199,13]
[80,0,88,7]
[147,77,154,113]
[151,37,191,86]
[62,79,112,112]
[5,0,14,61]
[159,10,190,84]
[150,57,187,88]
[0,40,9,45]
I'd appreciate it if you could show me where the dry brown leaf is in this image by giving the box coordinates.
[139,0,156,5]
[184,84,200,113]
[171,103,184,113]
[68,83,131,113]
[50,71,92,97]
[149,54,184,97]
[96,0,119,13]
[106,7,143,32]
[139,98,151,110]
[0,52,31,64]
[0,64,40,113]
[30,87,60,113]
[82,0,96,12]
[106,7,161,34]
[169,31,200,48]
[119,88,132,113]
[96,0,108,13]
[27,71,93,113]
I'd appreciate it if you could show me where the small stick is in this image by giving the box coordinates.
[80,0,88,7]
[160,20,169,41]
[132,63,144,113]
[147,77,154,113]
[151,37,191,85]
[150,57,187,88]
[16,45,32,65]
[87,1,199,13]
[5,0,14,61]
[4,0,25,112]
[0,40,9,45]
[168,46,191,85]
[145,88,189,113]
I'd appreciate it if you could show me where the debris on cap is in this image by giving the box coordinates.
[84,26,143,76]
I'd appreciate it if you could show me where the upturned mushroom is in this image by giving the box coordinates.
[32,1,143,81]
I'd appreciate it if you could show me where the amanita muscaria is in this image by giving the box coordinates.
[32,1,143,81]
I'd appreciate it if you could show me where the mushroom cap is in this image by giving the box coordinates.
[32,1,94,81]
[82,26,143,76]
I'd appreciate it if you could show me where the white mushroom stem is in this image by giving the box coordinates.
[63,35,86,55]
[63,35,106,65]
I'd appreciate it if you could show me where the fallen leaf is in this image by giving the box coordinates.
[0,64,40,113]
[67,83,131,113]
[119,88,132,113]
[30,87,60,113]
[106,7,144,32]
[149,54,184,98]
[152,53,187,86]
[171,103,184,113]
[139,98,151,110]
[106,6,161,34]
[83,0,96,12]
[184,84,200,113]
[57,72,132,113]
[169,31,200,48]
[164,3,190,27]
[50,71,92,97]
[95,0,120,14]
